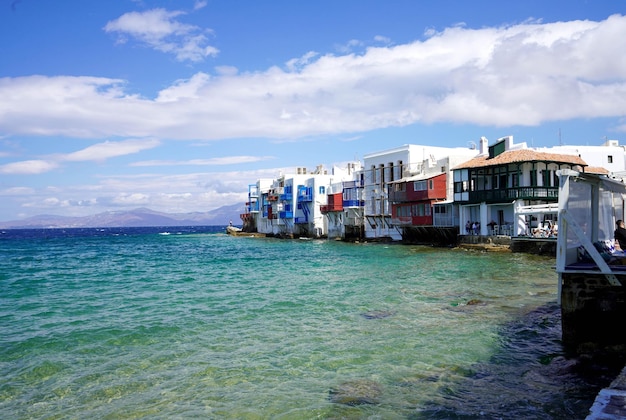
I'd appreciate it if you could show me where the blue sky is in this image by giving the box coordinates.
[1,0,625,222]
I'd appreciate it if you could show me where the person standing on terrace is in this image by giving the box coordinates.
[614,220,626,250]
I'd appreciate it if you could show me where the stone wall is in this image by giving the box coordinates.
[561,272,626,351]
[510,238,556,256]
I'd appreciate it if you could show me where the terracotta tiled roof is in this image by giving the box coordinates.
[585,166,610,175]
[452,149,587,170]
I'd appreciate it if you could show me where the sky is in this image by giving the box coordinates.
[1,0,626,222]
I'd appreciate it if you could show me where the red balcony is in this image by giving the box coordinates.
[320,204,343,213]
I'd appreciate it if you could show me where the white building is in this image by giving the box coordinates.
[363,144,478,240]
[320,163,364,241]
[539,139,626,176]
[453,136,589,237]
[253,164,361,238]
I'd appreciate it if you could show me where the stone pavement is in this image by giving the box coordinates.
[587,367,626,419]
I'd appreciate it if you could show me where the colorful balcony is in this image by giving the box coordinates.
[343,200,364,207]
[320,204,343,213]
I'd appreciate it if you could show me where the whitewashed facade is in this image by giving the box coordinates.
[252,164,361,238]
[362,144,479,240]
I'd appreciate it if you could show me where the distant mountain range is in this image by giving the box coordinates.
[0,204,244,229]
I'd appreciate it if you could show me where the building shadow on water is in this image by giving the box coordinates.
[405,302,625,419]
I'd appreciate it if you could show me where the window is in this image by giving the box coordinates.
[319,186,325,194]
[608,155,614,164]
[429,179,434,189]
[499,174,507,189]
[403,205,411,217]
[530,170,537,187]
[454,180,469,193]
[414,180,427,191]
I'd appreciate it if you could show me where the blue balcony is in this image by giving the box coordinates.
[280,185,293,201]
[343,200,364,207]
[279,211,294,219]
[297,185,313,202]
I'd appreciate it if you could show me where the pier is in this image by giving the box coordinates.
[555,170,626,419]
[555,170,626,350]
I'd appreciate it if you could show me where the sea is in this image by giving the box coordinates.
[0,226,621,419]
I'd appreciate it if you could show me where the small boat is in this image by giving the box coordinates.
[226,225,242,234]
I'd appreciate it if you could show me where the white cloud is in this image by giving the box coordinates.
[285,51,319,72]
[0,160,59,174]
[193,1,207,11]
[62,138,161,162]
[104,8,218,62]
[373,35,391,45]
[0,186,35,195]
[131,155,274,167]
[0,138,161,175]
[156,73,211,102]
[2,15,626,142]
[111,193,150,205]
[5,165,290,219]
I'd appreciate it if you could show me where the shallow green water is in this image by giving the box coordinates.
[0,231,605,418]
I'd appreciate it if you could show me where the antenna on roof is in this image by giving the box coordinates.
[558,128,562,146]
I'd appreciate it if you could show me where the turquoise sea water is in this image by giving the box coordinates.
[0,228,615,418]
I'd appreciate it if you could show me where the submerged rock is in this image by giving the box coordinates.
[466,299,485,306]
[329,379,383,406]
[361,310,395,319]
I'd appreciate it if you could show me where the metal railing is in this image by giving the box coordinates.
[465,186,558,203]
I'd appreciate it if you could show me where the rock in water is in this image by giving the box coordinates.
[466,299,484,306]
[329,379,383,405]
[360,310,395,319]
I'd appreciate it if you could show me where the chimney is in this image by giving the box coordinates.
[479,136,488,155]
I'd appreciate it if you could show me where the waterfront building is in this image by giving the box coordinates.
[241,179,272,232]
[362,144,478,241]
[452,136,587,237]
[543,139,626,176]
[241,137,624,242]
[320,163,365,241]
[246,164,360,238]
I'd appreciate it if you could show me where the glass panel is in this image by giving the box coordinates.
[567,180,591,247]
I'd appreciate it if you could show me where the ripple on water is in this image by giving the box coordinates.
[0,233,607,418]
